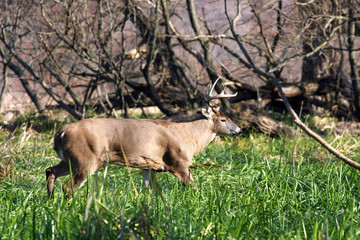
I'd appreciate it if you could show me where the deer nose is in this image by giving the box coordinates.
[231,128,242,136]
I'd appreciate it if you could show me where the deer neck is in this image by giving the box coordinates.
[182,119,216,155]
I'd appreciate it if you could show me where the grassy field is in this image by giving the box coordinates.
[1,114,360,239]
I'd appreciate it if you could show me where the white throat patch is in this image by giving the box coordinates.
[210,133,217,142]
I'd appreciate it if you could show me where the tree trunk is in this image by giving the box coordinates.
[0,62,8,112]
[348,6,360,120]
[7,60,46,113]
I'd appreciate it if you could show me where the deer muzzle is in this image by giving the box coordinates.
[230,126,242,136]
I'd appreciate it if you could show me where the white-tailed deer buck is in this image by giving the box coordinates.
[46,79,242,198]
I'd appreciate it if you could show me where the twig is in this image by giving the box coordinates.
[157,33,230,40]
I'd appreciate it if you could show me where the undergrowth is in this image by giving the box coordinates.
[0,114,360,239]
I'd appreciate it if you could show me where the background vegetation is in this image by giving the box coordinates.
[1,0,360,129]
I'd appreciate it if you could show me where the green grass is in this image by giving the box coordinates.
[1,117,360,239]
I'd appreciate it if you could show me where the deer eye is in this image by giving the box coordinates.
[221,119,226,123]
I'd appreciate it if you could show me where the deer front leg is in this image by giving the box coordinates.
[181,171,194,185]
[169,162,194,186]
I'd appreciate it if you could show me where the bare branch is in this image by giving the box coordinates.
[0,37,82,119]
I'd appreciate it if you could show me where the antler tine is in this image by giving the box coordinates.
[208,78,238,100]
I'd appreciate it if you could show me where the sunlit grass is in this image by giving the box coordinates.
[1,116,360,239]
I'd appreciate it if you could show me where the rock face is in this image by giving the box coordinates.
[1,91,32,112]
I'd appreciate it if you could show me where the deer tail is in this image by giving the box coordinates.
[54,128,66,156]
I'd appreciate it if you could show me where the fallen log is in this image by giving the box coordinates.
[166,107,298,137]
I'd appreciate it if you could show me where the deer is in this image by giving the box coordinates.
[45,78,242,198]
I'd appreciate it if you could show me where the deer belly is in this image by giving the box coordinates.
[109,152,166,171]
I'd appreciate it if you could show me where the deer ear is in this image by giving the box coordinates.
[202,104,217,119]
[202,104,212,119]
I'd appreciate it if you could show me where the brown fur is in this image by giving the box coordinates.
[46,106,242,198]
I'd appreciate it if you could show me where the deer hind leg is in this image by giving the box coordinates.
[142,168,151,188]
[142,167,156,188]
[62,171,87,198]
[62,158,100,199]
[46,160,70,198]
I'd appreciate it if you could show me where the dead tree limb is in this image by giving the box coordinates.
[141,0,176,116]
[224,0,360,171]
[186,0,232,109]
[0,56,8,112]
[160,0,194,100]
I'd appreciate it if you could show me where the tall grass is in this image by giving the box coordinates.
[0,116,360,239]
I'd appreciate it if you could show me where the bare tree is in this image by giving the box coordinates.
[0,1,45,113]
[0,0,360,135]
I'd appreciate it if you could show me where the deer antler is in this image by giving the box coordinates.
[208,78,238,100]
